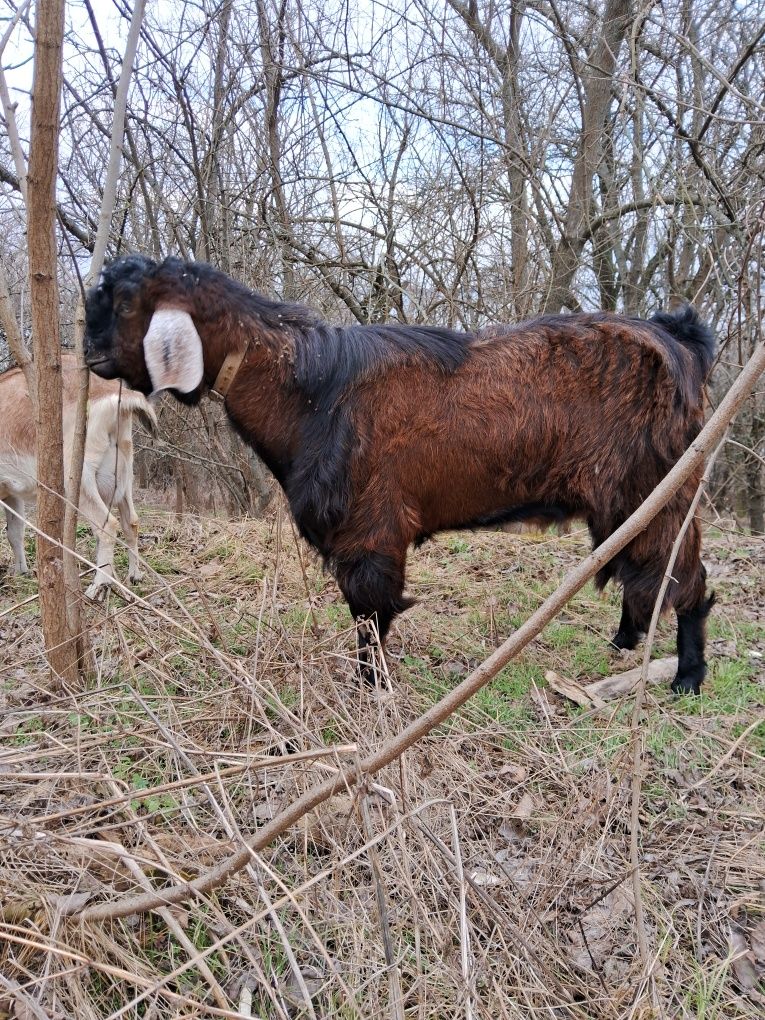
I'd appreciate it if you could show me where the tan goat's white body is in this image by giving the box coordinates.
[0,357,156,597]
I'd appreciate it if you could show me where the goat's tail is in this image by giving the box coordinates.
[117,392,159,435]
[650,306,716,380]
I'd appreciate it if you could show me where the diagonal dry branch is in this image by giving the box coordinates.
[75,337,765,924]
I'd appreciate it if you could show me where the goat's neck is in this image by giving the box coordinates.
[201,323,302,478]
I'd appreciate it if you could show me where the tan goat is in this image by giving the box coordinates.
[0,353,157,597]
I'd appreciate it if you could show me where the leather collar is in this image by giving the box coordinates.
[210,347,247,401]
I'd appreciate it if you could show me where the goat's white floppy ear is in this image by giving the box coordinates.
[142,308,204,394]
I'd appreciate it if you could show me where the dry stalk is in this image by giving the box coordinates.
[81,836,230,1011]
[287,513,320,636]
[0,971,52,1020]
[360,791,406,1020]
[409,812,580,1004]
[211,767,320,1020]
[449,803,475,1020]
[682,717,763,793]
[55,801,454,1019]
[0,929,249,1019]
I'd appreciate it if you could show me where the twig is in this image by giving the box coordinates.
[409,812,580,1001]
[93,837,231,1012]
[682,717,764,793]
[449,804,475,1020]
[212,768,320,1020]
[13,745,356,828]
[68,801,459,1013]
[361,791,405,1020]
[0,929,250,1018]
[0,971,52,1020]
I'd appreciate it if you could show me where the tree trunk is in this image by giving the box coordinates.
[27,0,78,683]
[544,0,633,312]
[446,1,530,316]
[256,0,295,298]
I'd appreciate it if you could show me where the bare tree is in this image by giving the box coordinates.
[26,0,78,681]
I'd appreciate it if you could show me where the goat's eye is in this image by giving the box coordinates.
[116,301,131,316]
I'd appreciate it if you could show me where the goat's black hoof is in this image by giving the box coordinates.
[610,629,642,651]
[358,660,377,686]
[671,674,702,696]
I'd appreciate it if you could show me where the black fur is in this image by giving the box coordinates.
[294,321,472,409]
[160,258,473,391]
[524,309,714,411]
[611,600,644,650]
[287,411,356,545]
[673,593,716,694]
[283,307,473,541]
[85,256,717,695]
[468,501,576,530]
[90,255,475,545]
[288,318,474,543]
[334,551,414,683]
[650,305,716,379]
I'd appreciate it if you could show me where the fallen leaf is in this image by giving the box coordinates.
[729,931,761,990]
[279,965,324,1008]
[469,867,503,888]
[297,794,360,849]
[199,560,223,578]
[46,890,92,914]
[750,920,765,962]
[509,792,535,820]
[251,800,277,821]
[568,885,633,970]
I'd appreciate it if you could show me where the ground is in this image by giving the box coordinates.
[1,496,764,1019]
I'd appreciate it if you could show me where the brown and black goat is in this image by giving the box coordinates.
[84,256,716,693]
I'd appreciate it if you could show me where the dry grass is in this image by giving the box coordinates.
[1,495,764,1018]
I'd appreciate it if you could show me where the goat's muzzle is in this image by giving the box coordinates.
[84,350,118,379]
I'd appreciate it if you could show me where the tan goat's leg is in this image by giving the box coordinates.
[4,495,29,574]
[78,478,119,598]
[118,492,143,584]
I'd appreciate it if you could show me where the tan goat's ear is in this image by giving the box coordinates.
[142,308,204,394]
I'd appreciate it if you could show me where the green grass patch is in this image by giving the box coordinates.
[646,721,685,769]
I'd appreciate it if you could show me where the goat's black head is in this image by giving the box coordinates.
[84,255,206,399]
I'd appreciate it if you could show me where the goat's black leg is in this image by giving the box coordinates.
[611,597,644,651]
[672,593,716,695]
[335,551,412,684]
